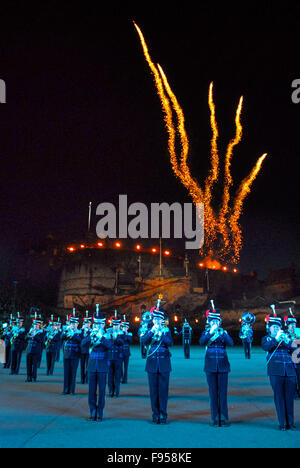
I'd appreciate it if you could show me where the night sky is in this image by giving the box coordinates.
[0,2,299,280]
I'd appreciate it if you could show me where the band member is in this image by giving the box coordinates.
[10,313,26,375]
[199,300,234,427]
[37,316,46,369]
[261,305,297,431]
[239,312,255,359]
[45,317,61,375]
[121,316,133,384]
[80,312,92,384]
[61,311,82,395]
[107,311,125,398]
[25,316,45,382]
[174,318,193,359]
[141,299,173,424]
[284,308,300,399]
[138,311,153,358]
[86,310,113,421]
[1,316,14,369]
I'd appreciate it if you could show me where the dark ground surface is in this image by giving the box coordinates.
[0,345,299,448]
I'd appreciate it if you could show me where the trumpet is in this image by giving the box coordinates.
[64,326,80,340]
[90,327,105,344]
[208,324,224,342]
[45,329,58,349]
[276,330,293,345]
[151,324,168,340]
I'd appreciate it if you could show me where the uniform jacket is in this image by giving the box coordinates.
[261,335,297,377]
[239,326,253,343]
[62,331,82,359]
[80,330,91,354]
[26,330,45,355]
[10,328,26,352]
[199,330,234,373]
[87,336,113,372]
[107,333,125,361]
[121,332,133,357]
[46,331,61,353]
[142,329,173,373]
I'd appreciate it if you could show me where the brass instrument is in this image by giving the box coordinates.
[276,330,293,345]
[208,323,225,343]
[45,329,58,349]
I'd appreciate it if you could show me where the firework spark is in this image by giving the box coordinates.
[134,22,268,264]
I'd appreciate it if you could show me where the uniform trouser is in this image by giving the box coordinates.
[206,371,229,422]
[80,354,89,383]
[269,375,296,427]
[243,341,251,359]
[37,351,43,368]
[46,351,56,375]
[183,342,190,359]
[108,359,122,396]
[121,355,130,382]
[26,353,39,380]
[88,370,107,417]
[11,350,22,374]
[63,358,80,393]
[55,347,61,362]
[4,344,11,368]
[147,371,170,420]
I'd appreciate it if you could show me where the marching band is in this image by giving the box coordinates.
[1,299,300,430]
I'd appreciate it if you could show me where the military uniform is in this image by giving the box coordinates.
[175,319,193,358]
[45,319,61,375]
[107,315,125,397]
[142,304,173,424]
[61,315,82,395]
[80,315,92,384]
[10,317,26,375]
[239,312,255,360]
[121,320,132,384]
[86,311,113,421]
[261,310,297,430]
[26,320,44,382]
[199,303,233,427]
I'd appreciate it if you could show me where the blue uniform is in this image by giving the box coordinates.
[121,332,132,383]
[26,330,44,381]
[10,328,26,375]
[87,334,113,420]
[175,324,193,358]
[61,330,82,394]
[80,329,91,384]
[46,330,61,375]
[107,331,125,397]
[239,326,253,359]
[142,329,173,422]
[261,335,296,428]
[199,329,234,425]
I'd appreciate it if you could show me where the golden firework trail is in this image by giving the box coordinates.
[229,153,268,259]
[134,22,268,263]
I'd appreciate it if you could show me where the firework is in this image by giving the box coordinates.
[134,22,267,264]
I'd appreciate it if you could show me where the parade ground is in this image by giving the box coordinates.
[0,346,299,449]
